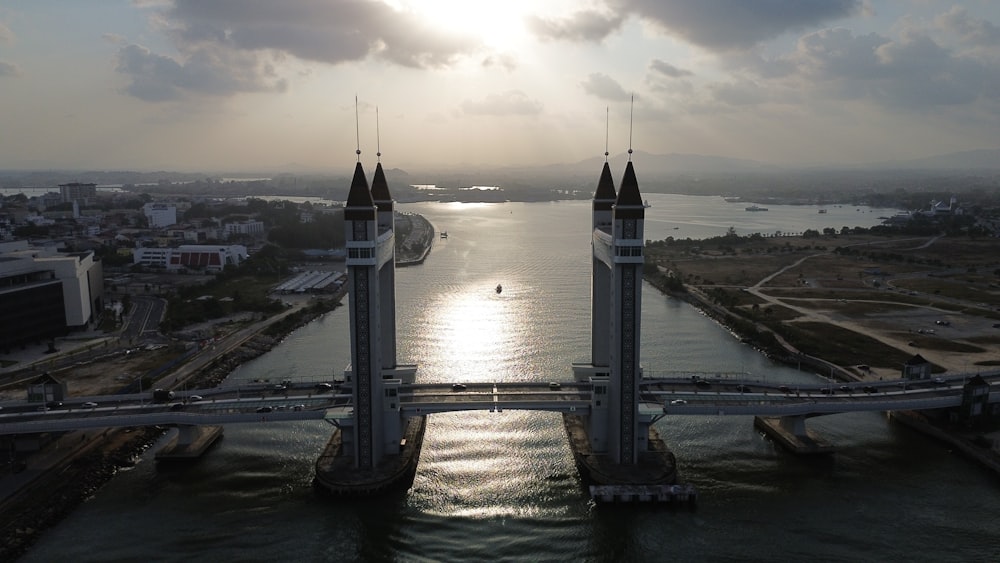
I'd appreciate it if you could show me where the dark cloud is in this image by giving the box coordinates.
[116,0,491,101]
[614,0,862,50]
[649,59,693,78]
[526,9,624,42]
[461,90,542,116]
[162,0,481,68]
[115,43,286,102]
[0,60,20,77]
[580,73,631,101]
[752,25,1000,110]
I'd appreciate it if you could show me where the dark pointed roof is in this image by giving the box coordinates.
[593,161,617,212]
[370,162,393,211]
[344,162,375,221]
[613,160,645,219]
[905,354,929,366]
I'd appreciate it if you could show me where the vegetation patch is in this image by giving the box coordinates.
[772,321,921,369]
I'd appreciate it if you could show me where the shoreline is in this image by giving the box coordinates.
[644,274,1000,478]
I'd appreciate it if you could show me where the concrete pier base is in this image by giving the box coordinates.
[563,414,677,487]
[155,425,224,460]
[313,415,426,497]
[754,416,834,454]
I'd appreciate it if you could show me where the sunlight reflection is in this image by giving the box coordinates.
[431,284,513,381]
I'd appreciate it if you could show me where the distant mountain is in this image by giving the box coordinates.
[860,149,1000,171]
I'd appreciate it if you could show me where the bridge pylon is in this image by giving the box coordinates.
[317,158,423,491]
[569,156,674,484]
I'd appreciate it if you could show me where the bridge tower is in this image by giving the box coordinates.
[574,158,649,465]
[342,159,413,470]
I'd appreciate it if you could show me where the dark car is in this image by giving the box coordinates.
[863,385,877,393]
[820,388,833,394]
[256,406,273,413]
[46,401,64,409]
[778,385,791,393]
[314,383,333,391]
[735,384,751,393]
[839,385,852,393]
[694,380,711,389]
[169,403,185,411]
[451,383,468,392]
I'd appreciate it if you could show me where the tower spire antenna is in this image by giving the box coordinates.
[604,106,610,162]
[355,95,362,162]
[628,94,634,162]
[376,106,382,163]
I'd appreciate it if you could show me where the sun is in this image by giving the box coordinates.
[392,0,531,49]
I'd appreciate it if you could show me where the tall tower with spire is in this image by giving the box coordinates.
[339,106,412,471]
[571,104,658,470]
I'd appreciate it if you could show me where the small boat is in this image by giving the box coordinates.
[818,209,827,214]
[496,284,502,294]
[745,204,768,212]
[440,231,448,238]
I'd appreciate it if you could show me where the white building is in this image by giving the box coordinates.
[0,240,104,350]
[224,220,265,239]
[133,244,248,272]
[143,203,178,228]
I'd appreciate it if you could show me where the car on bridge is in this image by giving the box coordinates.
[694,380,711,389]
[863,385,877,393]
[778,385,791,393]
[451,383,467,392]
[189,395,203,402]
[256,406,273,413]
[82,401,98,408]
[548,382,562,390]
[735,384,751,393]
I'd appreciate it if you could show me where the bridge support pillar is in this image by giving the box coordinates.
[155,425,223,460]
[754,416,834,455]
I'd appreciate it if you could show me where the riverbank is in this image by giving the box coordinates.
[0,293,346,560]
[644,273,1000,478]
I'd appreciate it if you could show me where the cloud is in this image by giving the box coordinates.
[614,0,862,50]
[935,6,1000,47]
[581,73,631,101]
[481,53,517,72]
[461,90,543,116]
[649,59,693,78]
[526,9,625,42]
[102,33,128,45]
[158,0,482,68]
[115,43,286,101]
[0,21,14,43]
[0,60,20,77]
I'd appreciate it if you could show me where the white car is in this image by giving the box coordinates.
[670,399,688,405]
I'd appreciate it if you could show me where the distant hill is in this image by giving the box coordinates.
[858,149,1000,171]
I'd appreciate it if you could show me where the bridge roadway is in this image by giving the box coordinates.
[1,370,997,435]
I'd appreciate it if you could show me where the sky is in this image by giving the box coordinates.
[1,1,999,173]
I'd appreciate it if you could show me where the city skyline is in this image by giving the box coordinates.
[1,1,999,173]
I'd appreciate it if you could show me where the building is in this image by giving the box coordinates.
[0,240,104,352]
[58,182,98,206]
[224,220,265,239]
[133,244,248,272]
[143,202,178,228]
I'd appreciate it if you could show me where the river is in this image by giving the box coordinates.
[23,198,1000,561]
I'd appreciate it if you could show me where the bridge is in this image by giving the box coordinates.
[3,371,997,437]
[3,151,998,492]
